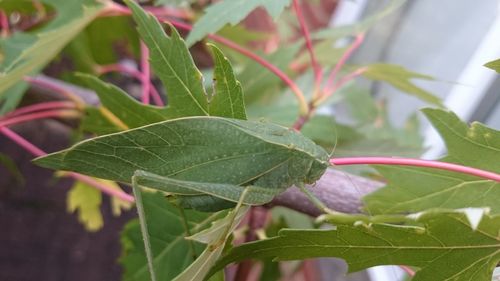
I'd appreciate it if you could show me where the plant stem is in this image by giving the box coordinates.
[330,157,500,182]
[400,265,415,277]
[97,64,164,106]
[315,67,367,106]
[0,10,9,37]
[1,101,77,119]
[140,41,152,105]
[0,127,135,202]
[323,33,365,94]
[0,109,80,128]
[292,0,322,93]
[24,76,85,105]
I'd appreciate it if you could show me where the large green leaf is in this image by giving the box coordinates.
[34,116,329,192]
[362,63,442,106]
[0,0,104,111]
[185,0,291,46]
[365,108,500,214]
[121,192,225,281]
[210,210,500,281]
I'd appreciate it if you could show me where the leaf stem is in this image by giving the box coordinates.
[292,0,322,94]
[0,127,135,202]
[322,33,365,97]
[24,76,85,106]
[0,109,81,128]
[1,101,77,119]
[314,67,367,106]
[0,10,9,37]
[140,41,152,105]
[330,157,500,182]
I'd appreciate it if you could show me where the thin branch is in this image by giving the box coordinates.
[292,0,322,92]
[1,101,77,119]
[314,67,367,106]
[0,10,9,37]
[0,109,80,128]
[140,41,152,105]
[323,33,365,94]
[0,127,135,203]
[331,157,500,182]
[24,76,85,105]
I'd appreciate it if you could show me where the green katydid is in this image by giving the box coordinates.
[34,116,332,280]
[34,116,330,211]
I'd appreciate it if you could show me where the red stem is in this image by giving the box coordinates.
[316,67,367,105]
[0,110,80,128]
[292,0,322,89]
[1,101,77,119]
[24,76,84,104]
[0,127,135,202]
[330,157,500,182]
[0,10,9,37]
[140,41,152,105]
[324,33,365,92]
[98,64,164,106]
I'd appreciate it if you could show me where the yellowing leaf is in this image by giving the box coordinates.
[67,180,103,232]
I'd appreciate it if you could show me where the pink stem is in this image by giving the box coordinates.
[0,127,135,202]
[318,67,367,104]
[24,76,81,103]
[140,41,151,104]
[324,33,365,91]
[2,101,77,119]
[98,64,164,106]
[330,157,500,182]
[0,110,79,128]
[292,0,321,88]
[0,10,9,37]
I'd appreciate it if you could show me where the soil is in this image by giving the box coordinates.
[0,121,136,281]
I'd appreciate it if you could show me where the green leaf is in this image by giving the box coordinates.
[185,0,291,46]
[363,63,442,106]
[174,205,249,281]
[78,74,170,129]
[0,152,24,185]
[0,0,104,110]
[208,44,246,120]
[34,116,329,193]
[67,180,103,232]
[365,108,500,215]
[210,210,500,281]
[121,192,225,281]
[484,58,500,73]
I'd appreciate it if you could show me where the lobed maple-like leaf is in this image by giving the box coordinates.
[365,108,500,215]
[209,210,500,281]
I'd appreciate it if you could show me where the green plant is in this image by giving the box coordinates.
[1,1,500,280]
